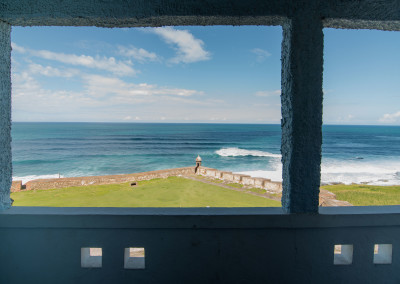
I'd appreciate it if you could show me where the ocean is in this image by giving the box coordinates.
[11,122,400,186]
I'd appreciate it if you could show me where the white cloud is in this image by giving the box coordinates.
[255,90,281,97]
[83,74,204,99]
[379,111,400,123]
[152,27,211,64]
[12,71,101,118]
[123,116,141,121]
[11,42,27,54]
[12,70,282,123]
[209,117,227,121]
[118,45,159,63]
[251,48,271,62]
[12,42,137,76]
[27,63,80,78]
[158,95,217,106]
[12,72,41,98]
[334,114,355,123]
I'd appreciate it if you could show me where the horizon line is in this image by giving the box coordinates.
[11,121,400,127]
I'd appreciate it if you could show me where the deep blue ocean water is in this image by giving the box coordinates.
[11,122,400,185]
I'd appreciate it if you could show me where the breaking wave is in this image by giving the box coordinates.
[237,160,400,185]
[215,147,281,158]
[12,174,64,184]
[320,161,400,185]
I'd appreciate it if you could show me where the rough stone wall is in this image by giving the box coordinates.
[254,178,269,188]
[280,13,324,213]
[233,174,248,183]
[205,169,217,178]
[199,168,282,193]
[221,172,234,182]
[241,176,255,186]
[1,0,399,212]
[218,171,229,180]
[264,181,282,193]
[0,22,12,210]
[1,0,399,30]
[10,181,22,192]
[198,168,207,175]
[25,167,196,191]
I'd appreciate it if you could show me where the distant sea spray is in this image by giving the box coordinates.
[236,156,400,186]
[215,147,281,158]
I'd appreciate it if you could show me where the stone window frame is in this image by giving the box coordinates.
[0,0,399,214]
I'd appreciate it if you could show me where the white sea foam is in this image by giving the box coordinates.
[236,160,400,185]
[321,160,400,185]
[13,174,64,184]
[216,147,281,158]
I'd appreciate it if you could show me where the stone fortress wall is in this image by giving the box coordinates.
[12,167,196,192]
[198,167,282,193]
[11,163,349,206]
[11,165,282,194]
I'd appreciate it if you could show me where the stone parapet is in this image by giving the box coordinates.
[233,174,250,183]
[199,168,282,193]
[254,178,270,188]
[198,168,207,175]
[220,172,234,182]
[10,181,22,192]
[241,176,255,186]
[25,167,196,191]
[205,169,218,178]
[20,165,284,194]
[264,181,282,193]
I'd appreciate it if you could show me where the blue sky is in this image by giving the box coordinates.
[11,26,399,124]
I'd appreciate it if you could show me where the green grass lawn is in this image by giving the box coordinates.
[11,176,281,207]
[321,184,400,206]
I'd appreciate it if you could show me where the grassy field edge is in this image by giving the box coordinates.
[11,176,281,207]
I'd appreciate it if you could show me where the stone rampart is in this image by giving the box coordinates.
[220,172,234,182]
[205,169,218,178]
[11,181,22,192]
[241,176,255,186]
[254,178,269,188]
[264,181,282,192]
[198,168,207,175]
[25,167,196,191]
[218,171,231,181]
[199,168,282,193]
[233,174,250,183]
[18,165,283,194]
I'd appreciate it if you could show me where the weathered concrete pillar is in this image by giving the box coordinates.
[280,15,324,213]
[0,21,12,210]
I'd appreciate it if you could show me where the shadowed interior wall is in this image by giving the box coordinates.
[0,21,12,210]
[0,1,400,282]
[0,0,400,212]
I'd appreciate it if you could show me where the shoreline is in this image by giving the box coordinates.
[12,170,400,187]
[11,166,283,194]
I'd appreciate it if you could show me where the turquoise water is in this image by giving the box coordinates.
[11,122,400,185]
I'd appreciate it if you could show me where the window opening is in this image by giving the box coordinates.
[10,26,282,208]
[334,244,353,265]
[124,247,145,269]
[373,244,392,264]
[81,247,102,268]
[322,28,400,207]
